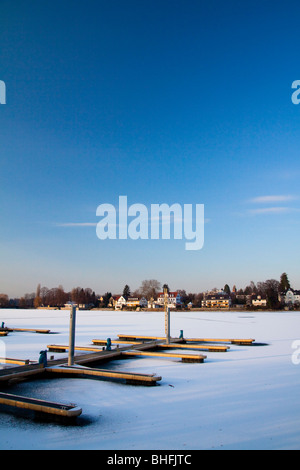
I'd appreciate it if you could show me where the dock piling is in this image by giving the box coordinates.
[68,306,76,366]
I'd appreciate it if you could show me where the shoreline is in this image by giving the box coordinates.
[27,306,300,313]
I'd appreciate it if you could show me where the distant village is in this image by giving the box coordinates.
[98,285,300,311]
[0,273,299,311]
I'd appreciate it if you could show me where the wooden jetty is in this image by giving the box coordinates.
[48,342,207,362]
[0,321,259,423]
[118,334,172,342]
[47,344,105,353]
[121,350,206,363]
[183,337,255,345]
[0,391,82,419]
[93,338,228,352]
[156,343,229,352]
[46,365,161,386]
[92,339,142,346]
[0,363,46,385]
[0,340,166,387]
[117,334,255,346]
[0,327,51,334]
[0,357,30,365]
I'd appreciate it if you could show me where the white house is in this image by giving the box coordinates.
[126,297,148,309]
[252,295,267,307]
[139,297,148,308]
[201,292,232,309]
[156,292,182,309]
[281,289,300,306]
[113,296,127,310]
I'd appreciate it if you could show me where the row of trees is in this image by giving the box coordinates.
[222,273,291,309]
[14,285,98,309]
[0,273,294,310]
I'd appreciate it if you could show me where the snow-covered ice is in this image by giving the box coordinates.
[0,308,300,450]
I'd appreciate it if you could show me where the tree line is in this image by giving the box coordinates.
[0,272,294,309]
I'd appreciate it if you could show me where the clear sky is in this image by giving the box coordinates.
[1,0,300,297]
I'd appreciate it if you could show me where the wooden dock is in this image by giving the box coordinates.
[92,339,142,346]
[47,344,105,353]
[0,363,46,385]
[47,342,208,362]
[0,391,82,419]
[93,337,228,352]
[183,338,255,345]
[46,365,161,386]
[0,327,51,334]
[0,339,167,387]
[156,343,229,352]
[118,334,171,342]
[0,324,261,422]
[118,334,255,346]
[0,357,30,365]
[121,350,206,363]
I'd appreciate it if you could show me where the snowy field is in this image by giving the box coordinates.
[0,308,300,450]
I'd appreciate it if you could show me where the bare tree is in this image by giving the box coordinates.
[257,279,280,309]
[0,294,9,308]
[138,279,161,300]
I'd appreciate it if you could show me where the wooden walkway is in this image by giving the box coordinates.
[121,350,206,363]
[183,337,255,345]
[156,343,229,352]
[92,338,227,352]
[46,365,161,386]
[0,327,51,334]
[0,340,166,387]
[0,329,258,421]
[117,334,255,346]
[0,357,30,365]
[48,342,207,362]
[0,391,82,419]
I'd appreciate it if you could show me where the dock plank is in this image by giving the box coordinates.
[0,357,30,365]
[118,334,170,341]
[92,339,142,346]
[185,338,255,345]
[47,344,104,353]
[156,343,229,352]
[118,334,255,346]
[121,350,206,363]
[0,327,50,334]
[46,365,161,385]
[0,391,82,418]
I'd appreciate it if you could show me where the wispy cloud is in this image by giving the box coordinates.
[249,195,297,204]
[246,194,300,216]
[248,207,297,215]
[55,222,97,227]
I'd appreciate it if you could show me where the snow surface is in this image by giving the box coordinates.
[0,308,300,450]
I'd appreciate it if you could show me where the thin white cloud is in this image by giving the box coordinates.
[249,207,300,215]
[56,222,97,227]
[249,195,297,204]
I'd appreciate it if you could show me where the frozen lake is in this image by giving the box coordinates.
[0,308,300,450]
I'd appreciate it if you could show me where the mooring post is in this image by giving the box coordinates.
[164,288,170,344]
[68,305,76,366]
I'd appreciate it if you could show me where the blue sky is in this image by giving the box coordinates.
[1,0,300,297]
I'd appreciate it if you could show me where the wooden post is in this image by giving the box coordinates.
[164,288,170,344]
[68,305,76,366]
